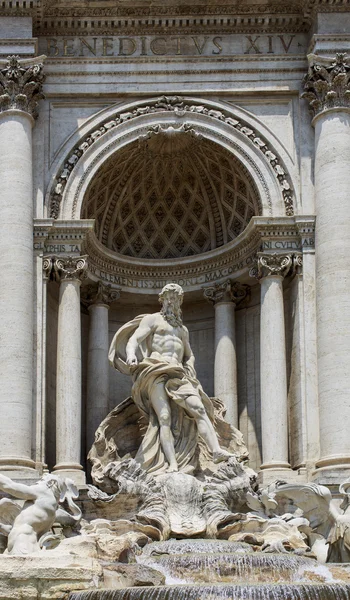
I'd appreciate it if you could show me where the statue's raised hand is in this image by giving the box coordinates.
[126,354,138,366]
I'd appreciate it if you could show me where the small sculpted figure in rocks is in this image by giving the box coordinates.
[108,283,234,475]
[275,480,350,563]
[0,473,81,555]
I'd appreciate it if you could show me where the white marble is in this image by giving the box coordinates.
[214,300,238,429]
[87,303,110,452]
[259,275,290,474]
[54,277,85,484]
[0,110,35,473]
[313,109,350,478]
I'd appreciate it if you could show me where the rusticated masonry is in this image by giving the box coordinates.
[302,53,350,117]
[49,96,295,220]
[0,55,45,119]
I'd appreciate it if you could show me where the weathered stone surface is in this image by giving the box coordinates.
[102,563,165,589]
[0,555,103,600]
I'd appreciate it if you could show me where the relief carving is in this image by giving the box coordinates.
[203,280,250,305]
[0,55,45,118]
[53,255,88,282]
[249,252,293,280]
[49,96,294,219]
[81,281,121,307]
[302,53,350,117]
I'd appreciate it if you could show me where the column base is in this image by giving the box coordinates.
[258,464,307,487]
[0,457,42,482]
[53,463,86,485]
[313,456,350,485]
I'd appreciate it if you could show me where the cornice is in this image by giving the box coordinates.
[1,0,349,33]
[79,215,315,293]
[33,218,315,292]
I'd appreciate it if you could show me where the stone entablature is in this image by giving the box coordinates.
[1,0,349,36]
[34,216,314,294]
[39,34,308,58]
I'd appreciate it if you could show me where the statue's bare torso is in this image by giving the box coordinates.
[125,298,232,471]
[149,314,186,364]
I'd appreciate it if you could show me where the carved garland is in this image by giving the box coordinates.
[49,96,294,219]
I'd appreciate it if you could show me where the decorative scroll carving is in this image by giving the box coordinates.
[249,253,293,280]
[293,253,303,276]
[203,280,249,305]
[302,53,350,117]
[42,256,53,280]
[49,96,294,219]
[53,255,88,282]
[0,55,45,119]
[81,281,121,307]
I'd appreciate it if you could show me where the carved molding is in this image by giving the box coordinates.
[53,255,88,282]
[302,53,350,117]
[34,216,314,294]
[49,96,294,220]
[81,281,121,307]
[0,56,45,119]
[249,252,294,280]
[203,280,249,306]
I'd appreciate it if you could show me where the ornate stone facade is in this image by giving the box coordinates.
[0,0,349,501]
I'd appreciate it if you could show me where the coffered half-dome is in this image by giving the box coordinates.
[82,132,262,259]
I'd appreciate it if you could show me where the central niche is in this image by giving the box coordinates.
[82,132,261,259]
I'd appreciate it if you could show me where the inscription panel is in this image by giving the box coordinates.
[39,33,307,58]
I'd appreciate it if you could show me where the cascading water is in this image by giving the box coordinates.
[69,539,350,600]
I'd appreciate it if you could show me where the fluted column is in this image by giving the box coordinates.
[53,256,87,484]
[203,280,248,428]
[303,53,350,480]
[0,56,45,473]
[81,282,120,452]
[250,253,293,482]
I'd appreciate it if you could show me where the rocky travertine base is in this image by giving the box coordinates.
[0,555,103,600]
[0,554,165,600]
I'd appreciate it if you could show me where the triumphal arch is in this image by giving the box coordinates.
[0,0,349,493]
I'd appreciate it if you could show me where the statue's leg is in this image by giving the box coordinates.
[150,381,178,472]
[185,395,233,462]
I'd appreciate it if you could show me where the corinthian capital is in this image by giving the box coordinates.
[0,55,45,119]
[302,53,350,117]
[53,256,88,282]
[81,281,121,308]
[249,253,293,280]
[203,280,249,305]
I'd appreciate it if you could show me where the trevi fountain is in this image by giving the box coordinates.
[0,284,349,600]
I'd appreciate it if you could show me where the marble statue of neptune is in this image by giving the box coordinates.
[109,283,232,475]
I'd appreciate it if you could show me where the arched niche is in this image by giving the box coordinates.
[45,96,298,223]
